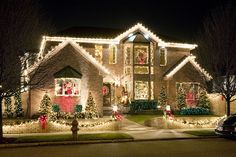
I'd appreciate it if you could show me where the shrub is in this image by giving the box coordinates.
[75,104,82,113]
[52,104,60,113]
[129,100,158,112]
[180,107,210,115]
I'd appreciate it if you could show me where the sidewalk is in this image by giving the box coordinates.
[1,118,217,148]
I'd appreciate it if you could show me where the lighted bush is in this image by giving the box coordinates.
[52,104,60,113]
[180,107,210,115]
[75,104,82,113]
[129,100,158,112]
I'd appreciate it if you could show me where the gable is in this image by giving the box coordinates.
[164,55,212,81]
[26,40,111,76]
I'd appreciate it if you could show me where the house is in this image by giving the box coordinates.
[21,23,215,116]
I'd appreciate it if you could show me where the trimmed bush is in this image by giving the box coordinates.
[180,107,210,115]
[52,104,60,113]
[129,100,158,112]
[75,104,82,113]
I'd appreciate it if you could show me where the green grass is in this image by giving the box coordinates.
[15,133,133,143]
[126,115,161,125]
[183,130,216,136]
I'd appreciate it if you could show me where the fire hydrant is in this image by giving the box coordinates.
[71,119,79,141]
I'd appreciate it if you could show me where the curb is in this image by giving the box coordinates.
[0,136,220,148]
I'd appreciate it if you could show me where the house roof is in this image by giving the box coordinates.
[26,40,111,77]
[163,55,212,81]
[53,66,82,78]
[56,26,186,43]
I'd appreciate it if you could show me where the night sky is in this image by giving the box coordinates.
[41,0,233,42]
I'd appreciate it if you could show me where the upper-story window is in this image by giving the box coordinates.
[134,45,149,65]
[159,47,167,66]
[109,45,117,64]
[95,45,103,63]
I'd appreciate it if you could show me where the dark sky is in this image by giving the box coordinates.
[41,0,232,42]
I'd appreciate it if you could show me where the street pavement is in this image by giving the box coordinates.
[0,138,236,157]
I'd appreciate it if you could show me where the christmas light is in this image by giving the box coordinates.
[164,55,212,80]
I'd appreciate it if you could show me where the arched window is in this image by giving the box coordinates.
[159,47,167,66]
[109,45,117,64]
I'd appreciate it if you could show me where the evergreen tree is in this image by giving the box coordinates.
[39,93,52,115]
[14,91,24,117]
[177,87,186,110]
[85,92,98,119]
[197,90,210,109]
[4,97,13,118]
[159,86,167,108]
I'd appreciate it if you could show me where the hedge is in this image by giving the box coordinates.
[180,107,210,115]
[129,100,158,112]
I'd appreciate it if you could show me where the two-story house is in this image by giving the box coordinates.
[22,23,212,116]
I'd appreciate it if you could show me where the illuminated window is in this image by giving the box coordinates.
[55,78,81,96]
[135,81,149,100]
[160,47,167,66]
[95,45,103,63]
[134,66,149,74]
[125,67,131,75]
[134,45,149,65]
[109,45,117,64]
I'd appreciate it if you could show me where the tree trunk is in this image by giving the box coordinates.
[26,88,31,118]
[226,98,231,116]
[0,97,3,143]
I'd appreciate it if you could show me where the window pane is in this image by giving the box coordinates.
[109,45,117,64]
[95,45,103,63]
[134,45,149,64]
[135,81,149,100]
[160,48,167,66]
[134,66,149,74]
[55,78,80,96]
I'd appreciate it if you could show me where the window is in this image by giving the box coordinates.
[135,81,149,100]
[176,82,200,107]
[55,78,81,96]
[160,47,167,66]
[95,45,103,63]
[134,66,149,74]
[109,45,117,64]
[134,45,149,65]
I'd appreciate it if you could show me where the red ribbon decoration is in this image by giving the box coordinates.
[40,115,47,130]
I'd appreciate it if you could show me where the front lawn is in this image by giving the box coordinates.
[183,130,216,136]
[126,115,161,125]
[14,133,133,143]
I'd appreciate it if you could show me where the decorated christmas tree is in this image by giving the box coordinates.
[14,91,24,117]
[176,86,186,110]
[85,92,98,119]
[197,90,210,109]
[159,86,167,108]
[4,97,13,118]
[39,93,52,115]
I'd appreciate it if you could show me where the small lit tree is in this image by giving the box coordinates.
[197,90,210,110]
[14,91,24,117]
[85,92,98,119]
[4,97,13,118]
[159,86,167,108]
[177,87,186,110]
[39,93,52,115]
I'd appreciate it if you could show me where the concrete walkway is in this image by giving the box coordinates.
[119,118,198,139]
